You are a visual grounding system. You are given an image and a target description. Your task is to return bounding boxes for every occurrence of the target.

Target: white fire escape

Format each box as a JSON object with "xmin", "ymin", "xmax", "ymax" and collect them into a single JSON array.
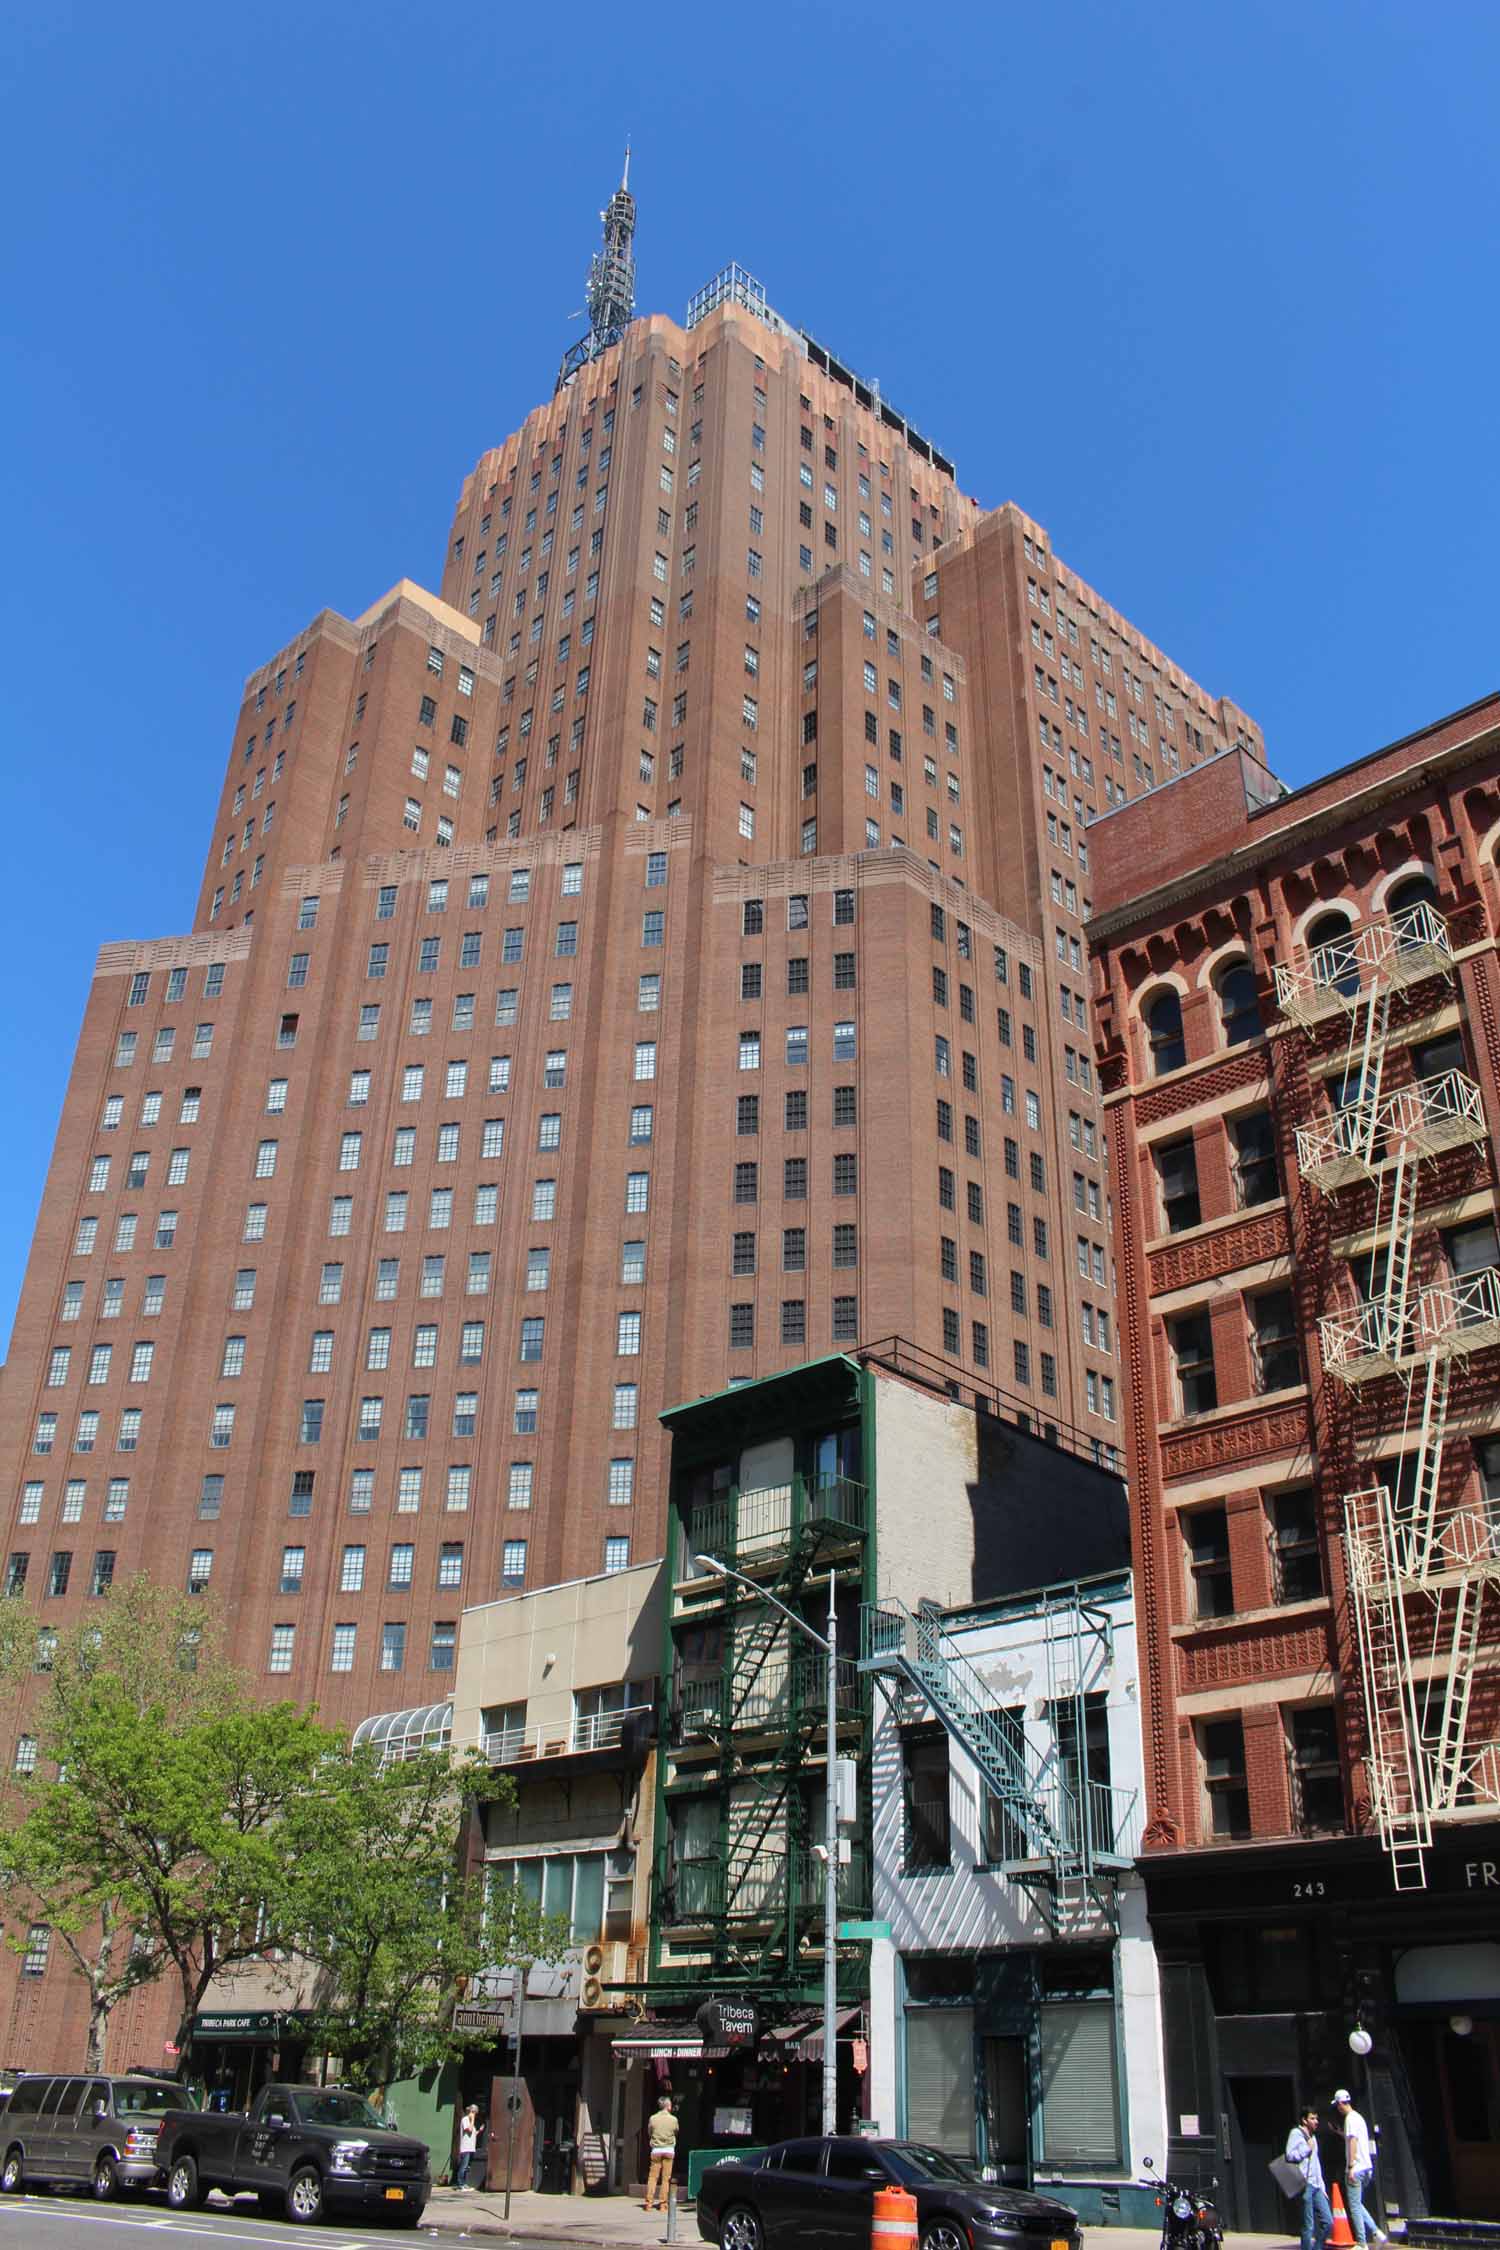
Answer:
[{"xmin": 1276, "ymin": 901, "xmax": 1500, "ymax": 1887}]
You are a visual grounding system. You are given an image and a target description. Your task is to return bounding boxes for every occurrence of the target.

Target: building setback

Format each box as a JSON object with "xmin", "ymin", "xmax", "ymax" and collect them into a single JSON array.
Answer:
[
  {"xmin": 1087, "ymin": 698, "xmax": 1500, "ymax": 2229},
  {"xmin": 0, "ymin": 206, "xmax": 1258, "ymax": 2073}
]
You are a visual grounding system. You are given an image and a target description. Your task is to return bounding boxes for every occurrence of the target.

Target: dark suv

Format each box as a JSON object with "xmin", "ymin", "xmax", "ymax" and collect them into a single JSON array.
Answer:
[{"xmin": 1, "ymin": 2073, "xmax": 199, "ymax": 2199}]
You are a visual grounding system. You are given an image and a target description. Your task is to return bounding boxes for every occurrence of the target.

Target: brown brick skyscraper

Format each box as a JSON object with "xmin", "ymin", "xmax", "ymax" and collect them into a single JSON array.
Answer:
[{"xmin": 0, "ymin": 234, "xmax": 1258, "ymax": 2065}]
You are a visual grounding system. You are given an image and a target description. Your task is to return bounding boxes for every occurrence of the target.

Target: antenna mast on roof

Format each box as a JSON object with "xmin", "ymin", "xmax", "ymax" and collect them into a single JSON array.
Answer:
[{"xmin": 558, "ymin": 147, "xmax": 637, "ymax": 390}]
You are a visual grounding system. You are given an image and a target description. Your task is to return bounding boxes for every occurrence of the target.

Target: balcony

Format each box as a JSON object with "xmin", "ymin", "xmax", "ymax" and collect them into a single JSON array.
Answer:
[
  {"xmin": 480, "ymin": 1705, "xmax": 654, "ymax": 1766},
  {"xmin": 1418, "ymin": 1266, "xmax": 1500, "ymax": 1358},
  {"xmin": 1296, "ymin": 1108, "xmax": 1378, "ymax": 1192},
  {"xmin": 1383, "ymin": 1069, "xmax": 1487, "ymax": 1158},
  {"xmin": 1320, "ymin": 1301, "xmax": 1408, "ymax": 1384},
  {"xmin": 688, "ymin": 1473, "xmax": 867, "ymax": 1575},
  {"xmin": 986, "ymin": 1780, "xmax": 1142, "ymax": 1869},
  {"xmin": 1274, "ymin": 904, "xmax": 1454, "ymax": 1027}
]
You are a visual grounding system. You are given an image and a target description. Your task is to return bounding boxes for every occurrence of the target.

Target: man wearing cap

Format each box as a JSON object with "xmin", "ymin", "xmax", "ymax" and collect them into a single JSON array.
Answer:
[
  {"xmin": 1286, "ymin": 2108, "xmax": 1332, "ymax": 2250},
  {"xmin": 1333, "ymin": 2090, "xmax": 1386, "ymax": 2245}
]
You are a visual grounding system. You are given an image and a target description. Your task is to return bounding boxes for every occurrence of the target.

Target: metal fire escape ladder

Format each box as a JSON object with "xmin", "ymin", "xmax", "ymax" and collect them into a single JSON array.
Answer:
[
  {"xmin": 1277, "ymin": 899, "xmax": 1500, "ymax": 1889},
  {"xmin": 861, "ymin": 1595, "xmax": 1126, "ymax": 1929}
]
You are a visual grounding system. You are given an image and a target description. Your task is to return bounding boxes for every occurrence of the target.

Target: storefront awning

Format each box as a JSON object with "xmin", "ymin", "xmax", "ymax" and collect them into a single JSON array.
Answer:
[
  {"xmin": 767, "ymin": 2006, "xmax": 862, "ymax": 2061},
  {"xmin": 612, "ymin": 2028, "xmax": 732, "ymax": 2060},
  {"xmin": 191, "ymin": 2010, "xmax": 314, "ymax": 2043}
]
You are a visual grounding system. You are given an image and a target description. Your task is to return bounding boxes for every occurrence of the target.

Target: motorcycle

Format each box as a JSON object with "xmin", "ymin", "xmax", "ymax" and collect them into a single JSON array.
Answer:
[{"xmin": 1140, "ymin": 2155, "xmax": 1224, "ymax": 2250}]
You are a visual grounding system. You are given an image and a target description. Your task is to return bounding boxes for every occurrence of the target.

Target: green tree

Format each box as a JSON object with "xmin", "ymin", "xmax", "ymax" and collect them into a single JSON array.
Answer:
[
  {"xmin": 0, "ymin": 1580, "xmax": 334, "ymax": 2067},
  {"xmin": 285, "ymin": 1742, "xmax": 566, "ymax": 2093}
]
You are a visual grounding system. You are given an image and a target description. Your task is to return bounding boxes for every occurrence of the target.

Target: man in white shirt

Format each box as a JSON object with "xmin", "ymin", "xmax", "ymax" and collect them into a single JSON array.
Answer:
[
  {"xmin": 1333, "ymin": 2090, "xmax": 1387, "ymax": 2245},
  {"xmin": 1286, "ymin": 2108, "xmax": 1332, "ymax": 2250}
]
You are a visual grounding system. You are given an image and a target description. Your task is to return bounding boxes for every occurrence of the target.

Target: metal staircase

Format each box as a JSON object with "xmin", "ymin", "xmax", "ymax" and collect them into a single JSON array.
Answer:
[
  {"xmin": 1276, "ymin": 898, "xmax": 1500, "ymax": 1886},
  {"xmin": 861, "ymin": 1593, "xmax": 1137, "ymax": 1924},
  {"xmin": 661, "ymin": 1474, "xmax": 869, "ymax": 1986}
]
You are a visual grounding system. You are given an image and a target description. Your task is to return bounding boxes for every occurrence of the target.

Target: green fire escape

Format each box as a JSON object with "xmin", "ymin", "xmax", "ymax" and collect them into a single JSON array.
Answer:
[{"xmin": 654, "ymin": 1466, "xmax": 871, "ymax": 2002}]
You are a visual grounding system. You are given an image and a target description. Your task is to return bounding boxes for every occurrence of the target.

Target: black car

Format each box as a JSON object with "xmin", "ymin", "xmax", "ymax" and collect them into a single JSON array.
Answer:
[
  {"xmin": 155, "ymin": 2083, "xmax": 430, "ymax": 2226},
  {"xmin": 697, "ymin": 2137, "xmax": 1082, "ymax": 2250}
]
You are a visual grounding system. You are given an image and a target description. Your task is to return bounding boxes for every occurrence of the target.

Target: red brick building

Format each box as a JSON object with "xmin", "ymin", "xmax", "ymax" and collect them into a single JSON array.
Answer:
[
  {"xmin": 0, "ymin": 236, "xmax": 1257, "ymax": 2072},
  {"xmin": 1089, "ymin": 698, "xmax": 1500, "ymax": 2226}
]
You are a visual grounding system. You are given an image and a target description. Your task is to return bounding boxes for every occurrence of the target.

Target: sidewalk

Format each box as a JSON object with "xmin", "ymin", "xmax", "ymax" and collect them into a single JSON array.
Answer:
[{"xmin": 418, "ymin": 2194, "xmax": 1301, "ymax": 2250}]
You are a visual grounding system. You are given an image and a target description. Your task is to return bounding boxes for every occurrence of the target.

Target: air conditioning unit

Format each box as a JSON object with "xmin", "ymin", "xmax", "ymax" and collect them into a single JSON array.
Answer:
[{"xmin": 579, "ymin": 1940, "xmax": 632, "ymax": 2011}]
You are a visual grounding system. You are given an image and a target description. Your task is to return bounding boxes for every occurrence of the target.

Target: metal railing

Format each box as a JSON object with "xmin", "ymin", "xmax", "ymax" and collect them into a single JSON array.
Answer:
[
  {"xmin": 1274, "ymin": 903, "xmax": 1454, "ymax": 1024},
  {"xmin": 480, "ymin": 1708, "xmax": 653, "ymax": 1764},
  {"xmin": 689, "ymin": 1474, "xmax": 867, "ymax": 1570}
]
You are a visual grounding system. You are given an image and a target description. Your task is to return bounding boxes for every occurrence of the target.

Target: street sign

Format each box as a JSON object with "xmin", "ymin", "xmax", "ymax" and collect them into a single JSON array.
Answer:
[{"xmin": 837, "ymin": 1919, "xmax": 892, "ymax": 1941}]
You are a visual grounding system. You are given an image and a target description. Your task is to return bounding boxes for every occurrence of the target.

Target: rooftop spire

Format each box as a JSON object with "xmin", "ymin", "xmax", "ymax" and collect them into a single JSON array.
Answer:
[{"xmin": 557, "ymin": 151, "xmax": 638, "ymax": 390}]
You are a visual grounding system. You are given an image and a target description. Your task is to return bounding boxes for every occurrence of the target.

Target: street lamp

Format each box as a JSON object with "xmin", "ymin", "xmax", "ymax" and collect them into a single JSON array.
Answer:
[{"xmin": 695, "ymin": 1552, "xmax": 840, "ymax": 2139}]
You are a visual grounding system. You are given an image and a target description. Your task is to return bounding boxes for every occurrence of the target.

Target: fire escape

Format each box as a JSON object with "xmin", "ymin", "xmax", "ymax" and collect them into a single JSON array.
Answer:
[
  {"xmin": 1275, "ymin": 900, "xmax": 1500, "ymax": 1887},
  {"xmin": 659, "ymin": 1472, "xmax": 870, "ymax": 1996},
  {"xmin": 860, "ymin": 1587, "xmax": 1139, "ymax": 1927}
]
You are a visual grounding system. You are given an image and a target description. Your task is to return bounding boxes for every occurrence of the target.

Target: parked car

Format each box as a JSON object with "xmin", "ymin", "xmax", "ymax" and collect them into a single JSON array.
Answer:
[
  {"xmin": 155, "ymin": 2081, "xmax": 430, "ymax": 2226},
  {"xmin": 697, "ymin": 2137, "xmax": 1083, "ymax": 2250},
  {"xmin": 0, "ymin": 2073, "xmax": 201, "ymax": 2200}
]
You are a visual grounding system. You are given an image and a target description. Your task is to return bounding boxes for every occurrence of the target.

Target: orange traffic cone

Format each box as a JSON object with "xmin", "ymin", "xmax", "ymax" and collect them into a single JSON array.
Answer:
[{"xmin": 1329, "ymin": 2184, "xmax": 1356, "ymax": 2248}]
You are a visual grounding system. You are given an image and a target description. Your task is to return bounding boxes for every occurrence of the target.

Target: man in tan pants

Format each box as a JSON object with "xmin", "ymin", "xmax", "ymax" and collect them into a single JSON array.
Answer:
[{"xmin": 644, "ymin": 2094, "xmax": 679, "ymax": 2211}]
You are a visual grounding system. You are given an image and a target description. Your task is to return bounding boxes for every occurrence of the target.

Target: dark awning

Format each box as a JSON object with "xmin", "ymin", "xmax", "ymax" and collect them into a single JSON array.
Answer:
[{"xmin": 767, "ymin": 2006, "xmax": 861, "ymax": 2060}]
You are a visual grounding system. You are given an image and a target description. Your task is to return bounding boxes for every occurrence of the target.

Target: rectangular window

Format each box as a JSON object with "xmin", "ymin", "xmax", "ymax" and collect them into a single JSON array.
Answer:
[
  {"xmin": 1270, "ymin": 1489, "xmax": 1324, "ymax": 1603},
  {"xmin": 1200, "ymin": 1715, "xmax": 1250, "ymax": 1838},
  {"xmin": 1157, "ymin": 1137, "xmax": 1201, "ymax": 1232},
  {"xmin": 1186, "ymin": 1505, "xmax": 1233, "ymax": 1618},
  {"xmin": 1171, "ymin": 1312, "xmax": 1217, "ymax": 1415}
]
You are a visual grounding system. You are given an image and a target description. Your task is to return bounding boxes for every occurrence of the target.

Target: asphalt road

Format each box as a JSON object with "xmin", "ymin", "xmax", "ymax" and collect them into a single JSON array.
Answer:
[{"xmin": 0, "ymin": 2191, "xmax": 451, "ymax": 2247}]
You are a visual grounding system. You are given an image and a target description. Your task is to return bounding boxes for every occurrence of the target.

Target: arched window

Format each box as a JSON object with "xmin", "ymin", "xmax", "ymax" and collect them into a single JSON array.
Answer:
[
  {"xmin": 1387, "ymin": 872, "xmax": 1439, "ymax": 952},
  {"xmin": 1306, "ymin": 909, "xmax": 1358, "ymax": 999},
  {"xmin": 1145, "ymin": 988, "xmax": 1186, "ymax": 1076},
  {"xmin": 1215, "ymin": 958, "xmax": 1262, "ymax": 1046}
]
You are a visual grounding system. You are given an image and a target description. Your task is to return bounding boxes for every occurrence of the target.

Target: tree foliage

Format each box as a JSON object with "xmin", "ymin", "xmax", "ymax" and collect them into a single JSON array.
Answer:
[
  {"xmin": 0, "ymin": 1578, "xmax": 567, "ymax": 2083},
  {"xmin": 0, "ymin": 1581, "xmax": 333, "ymax": 2062},
  {"xmin": 285, "ymin": 1746, "xmax": 567, "ymax": 2091}
]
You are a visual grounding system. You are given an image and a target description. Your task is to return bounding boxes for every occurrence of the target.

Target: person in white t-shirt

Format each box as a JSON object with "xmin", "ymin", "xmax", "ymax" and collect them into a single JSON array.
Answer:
[{"xmin": 1333, "ymin": 2090, "xmax": 1386, "ymax": 2245}]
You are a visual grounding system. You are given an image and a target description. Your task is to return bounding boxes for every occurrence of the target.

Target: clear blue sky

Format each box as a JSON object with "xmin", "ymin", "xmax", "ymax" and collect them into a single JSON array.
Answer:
[{"xmin": 2, "ymin": 0, "xmax": 1496, "ymax": 1352}]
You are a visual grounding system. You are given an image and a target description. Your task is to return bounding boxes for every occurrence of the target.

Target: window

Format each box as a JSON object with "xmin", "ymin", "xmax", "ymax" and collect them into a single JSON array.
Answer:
[
  {"xmin": 21, "ymin": 1926, "xmax": 51, "ymax": 1977},
  {"xmin": 1171, "ymin": 1312, "xmax": 1217, "ymax": 1415},
  {"xmin": 604, "ymin": 1536, "xmax": 630, "ymax": 1575},
  {"xmin": 833, "ymin": 1153, "xmax": 858, "ymax": 1196},
  {"xmin": 903, "ymin": 1728, "xmax": 951, "ymax": 1869},
  {"xmin": 1270, "ymin": 1489, "xmax": 1323, "ymax": 1603},
  {"xmin": 1145, "ymin": 989, "xmax": 1186, "ymax": 1075},
  {"xmin": 1157, "ymin": 1137, "xmax": 1201, "ymax": 1233},
  {"xmin": 1287, "ymin": 1705, "xmax": 1343, "ymax": 1832},
  {"xmin": 1231, "ymin": 1110, "xmax": 1280, "ymax": 1207},
  {"xmin": 1201, "ymin": 1716, "xmax": 1250, "ymax": 1838},
  {"xmin": 1251, "ymin": 1289, "xmax": 1301, "ymax": 1392},
  {"xmin": 1186, "ymin": 1505, "xmax": 1233, "ymax": 1618},
  {"xmin": 1216, "ymin": 958, "xmax": 1263, "ymax": 1045}
]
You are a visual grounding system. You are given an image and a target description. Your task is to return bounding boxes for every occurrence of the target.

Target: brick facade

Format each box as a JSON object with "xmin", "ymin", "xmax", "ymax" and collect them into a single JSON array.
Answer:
[{"xmin": 0, "ymin": 290, "xmax": 1256, "ymax": 2072}]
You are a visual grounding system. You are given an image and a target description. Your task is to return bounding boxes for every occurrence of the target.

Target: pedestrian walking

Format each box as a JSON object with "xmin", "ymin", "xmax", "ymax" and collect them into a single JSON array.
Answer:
[
  {"xmin": 455, "ymin": 2102, "xmax": 481, "ymax": 2191},
  {"xmin": 644, "ymin": 2092, "xmax": 679, "ymax": 2212},
  {"xmin": 1333, "ymin": 2090, "xmax": 1386, "ymax": 2245},
  {"xmin": 1284, "ymin": 2107, "xmax": 1333, "ymax": 2250}
]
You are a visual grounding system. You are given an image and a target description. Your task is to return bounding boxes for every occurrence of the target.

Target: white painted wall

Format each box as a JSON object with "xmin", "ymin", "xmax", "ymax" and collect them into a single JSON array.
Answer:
[
  {"xmin": 867, "ymin": 1576, "xmax": 1166, "ymax": 2177},
  {"xmin": 872, "ymin": 1377, "xmax": 978, "ymax": 1611}
]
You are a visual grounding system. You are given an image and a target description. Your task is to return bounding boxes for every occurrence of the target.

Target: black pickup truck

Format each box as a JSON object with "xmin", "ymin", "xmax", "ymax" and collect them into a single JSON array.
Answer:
[{"xmin": 155, "ymin": 2082, "xmax": 430, "ymax": 2226}]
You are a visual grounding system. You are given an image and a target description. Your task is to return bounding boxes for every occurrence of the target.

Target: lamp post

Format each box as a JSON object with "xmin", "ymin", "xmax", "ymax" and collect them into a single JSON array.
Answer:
[{"xmin": 696, "ymin": 1552, "xmax": 839, "ymax": 2138}]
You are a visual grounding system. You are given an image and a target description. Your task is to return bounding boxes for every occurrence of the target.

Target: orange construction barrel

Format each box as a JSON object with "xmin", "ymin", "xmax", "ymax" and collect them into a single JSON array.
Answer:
[{"xmin": 873, "ymin": 2184, "xmax": 919, "ymax": 2250}]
